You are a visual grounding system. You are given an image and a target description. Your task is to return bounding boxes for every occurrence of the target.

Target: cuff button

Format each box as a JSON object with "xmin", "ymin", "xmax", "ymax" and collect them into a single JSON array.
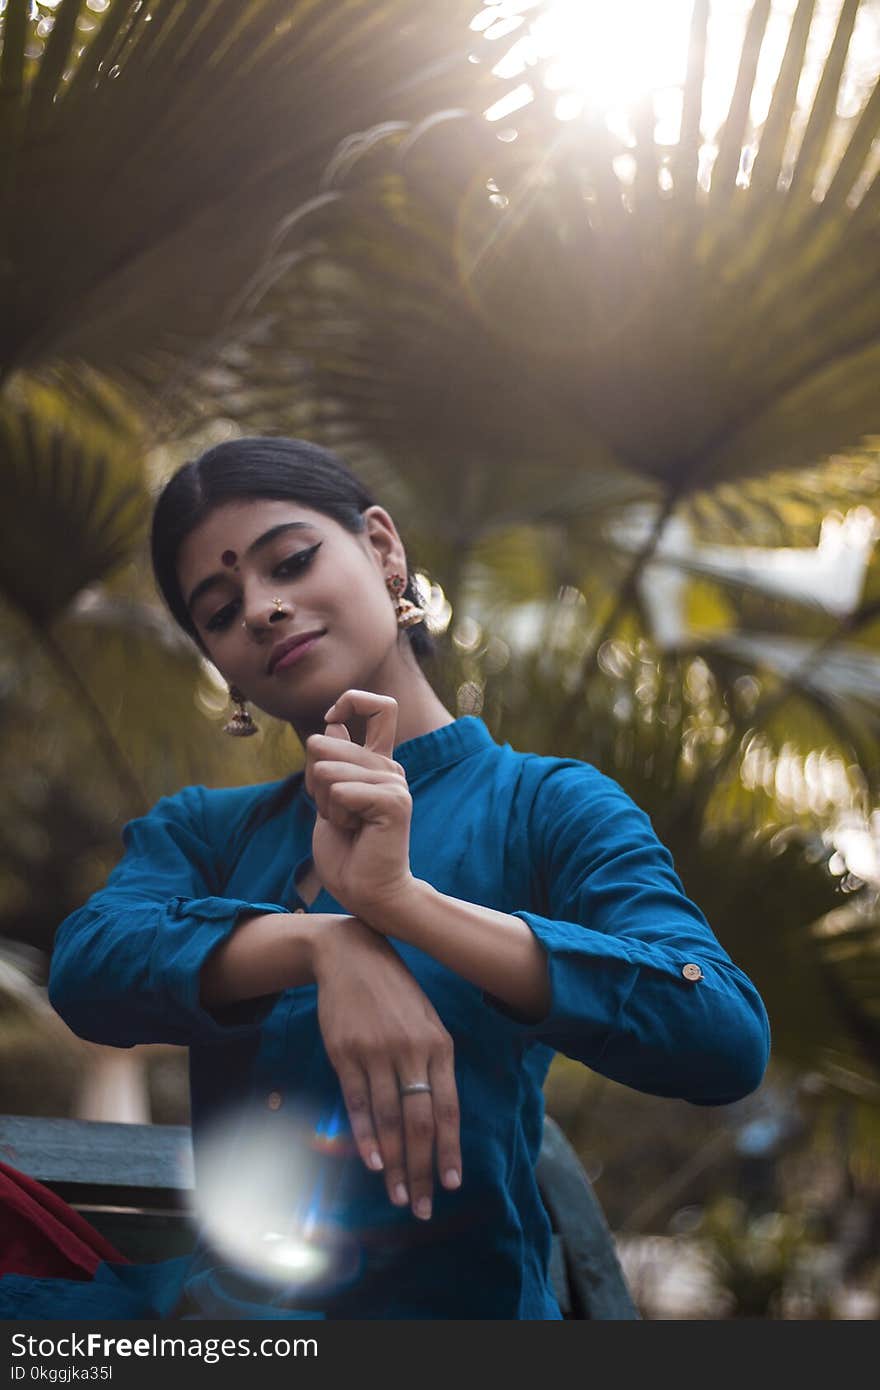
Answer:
[{"xmin": 682, "ymin": 963, "xmax": 703, "ymax": 982}]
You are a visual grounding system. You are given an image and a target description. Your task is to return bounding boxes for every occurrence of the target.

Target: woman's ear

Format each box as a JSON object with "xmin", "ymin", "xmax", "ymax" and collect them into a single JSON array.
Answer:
[{"xmin": 362, "ymin": 505, "xmax": 406, "ymax": 572}]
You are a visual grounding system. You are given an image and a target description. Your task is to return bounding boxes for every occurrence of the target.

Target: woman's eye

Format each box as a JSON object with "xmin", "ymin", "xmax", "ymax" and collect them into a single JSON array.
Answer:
[
  {"xmin": 275, "ymin": 542, "xmax": 322, "ymax": 578},
  {"xmin": 206, "ymin": 602, "xmax": 238, "ymax": 632}
]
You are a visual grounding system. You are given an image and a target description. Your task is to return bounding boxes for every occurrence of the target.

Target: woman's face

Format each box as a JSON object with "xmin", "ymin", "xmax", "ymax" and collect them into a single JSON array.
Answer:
[{"xmin": 176, "ymin": 497, "xmax": 407, "ymax": 726}]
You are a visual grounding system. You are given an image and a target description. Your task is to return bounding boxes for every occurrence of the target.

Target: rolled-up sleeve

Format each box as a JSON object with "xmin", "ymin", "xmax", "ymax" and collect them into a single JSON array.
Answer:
[
  {"xmin": 49, "ymin": 785, "xmax": 288, "ymax": 1047},
  {"xmin": 488, "ymin": 763, "xmax": 770, "ymax": 1105}
]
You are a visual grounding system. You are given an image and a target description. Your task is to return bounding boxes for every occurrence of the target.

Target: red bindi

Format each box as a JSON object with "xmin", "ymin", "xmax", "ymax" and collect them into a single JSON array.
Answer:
[{"xmin": 221, "ymin": 550, "xmax": 237, "ymax": 567}]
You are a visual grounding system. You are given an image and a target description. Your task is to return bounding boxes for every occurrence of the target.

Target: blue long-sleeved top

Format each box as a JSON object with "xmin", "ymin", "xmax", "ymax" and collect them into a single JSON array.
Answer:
[{"xmin": 45, "ymin": 715, "xmax": 769, "ymax": 1319}]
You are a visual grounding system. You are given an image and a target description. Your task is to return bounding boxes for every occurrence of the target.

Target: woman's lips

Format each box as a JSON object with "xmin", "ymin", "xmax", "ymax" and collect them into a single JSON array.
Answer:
[{"xmin": 273, "ymin": 633, "xmax": 324, "ymax": 672}]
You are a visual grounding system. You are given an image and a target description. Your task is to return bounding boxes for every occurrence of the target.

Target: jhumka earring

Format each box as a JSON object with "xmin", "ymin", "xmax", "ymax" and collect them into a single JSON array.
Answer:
[
  {"xmin": 223, "ymin": 685, "xmax": 259, "ymax": 737},
  {"xmin": 386, "ymin": 572, "xmax": 427, "ymax": 629}
]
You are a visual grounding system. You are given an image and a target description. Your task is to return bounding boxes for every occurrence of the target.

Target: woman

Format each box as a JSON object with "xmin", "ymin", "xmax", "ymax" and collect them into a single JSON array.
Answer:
[{"xmin": 33, "ymin": 437, "xmax": 768, "ymax": 1319}]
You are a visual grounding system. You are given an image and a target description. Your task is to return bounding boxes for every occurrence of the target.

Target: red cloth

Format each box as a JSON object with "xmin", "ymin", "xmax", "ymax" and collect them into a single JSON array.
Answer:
[{"xmin": 0, "ymin": 1160, "xmax": 129, "ymax": 1280}]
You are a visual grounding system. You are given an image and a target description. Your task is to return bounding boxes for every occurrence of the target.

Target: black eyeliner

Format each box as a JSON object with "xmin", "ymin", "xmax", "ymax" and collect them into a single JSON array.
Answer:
[{"xmin": 276, "ymin": 541, "xmax": 322, "ymax": 574}]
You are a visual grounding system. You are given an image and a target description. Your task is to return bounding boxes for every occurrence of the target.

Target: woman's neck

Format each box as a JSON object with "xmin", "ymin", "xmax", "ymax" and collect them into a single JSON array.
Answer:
[{"xmin": 291, "ymin": 664, "xmax": 455, "ymax": 750}]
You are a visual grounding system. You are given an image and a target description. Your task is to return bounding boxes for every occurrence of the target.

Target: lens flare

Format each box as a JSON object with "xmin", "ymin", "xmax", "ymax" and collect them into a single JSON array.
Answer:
[
  {"xmin": 309, "ymin": 1098, "xmax": 357, "ymax": 1158},
  {"xmin": 190, "ymin": 1103, "xmax": 361, "ymax": 1291}
]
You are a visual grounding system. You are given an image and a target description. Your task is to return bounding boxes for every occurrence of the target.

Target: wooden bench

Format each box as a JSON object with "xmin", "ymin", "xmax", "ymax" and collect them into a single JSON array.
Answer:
[{"xmin": 0, "ymin": 1112, "xmax": 640, "ymax": 1319}]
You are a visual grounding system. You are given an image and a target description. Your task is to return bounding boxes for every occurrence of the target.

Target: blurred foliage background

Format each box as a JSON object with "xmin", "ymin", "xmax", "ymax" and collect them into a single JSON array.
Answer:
[{"xmin": 2, "ymin": 0, "xmax": 880, "ymax": 1317}]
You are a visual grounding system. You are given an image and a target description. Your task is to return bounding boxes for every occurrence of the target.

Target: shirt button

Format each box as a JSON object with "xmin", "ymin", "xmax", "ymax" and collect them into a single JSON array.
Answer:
[
  {"xmin": 293, "ymin": 907, "xmax": 306, "ymax": 914},
  {"xmin": 267, "ymin": 1091, "xmax": 283, "ymax": 1111},
  {"xmin": 682, "ymin": 963, "xmax": 703, "ymax": 982}
]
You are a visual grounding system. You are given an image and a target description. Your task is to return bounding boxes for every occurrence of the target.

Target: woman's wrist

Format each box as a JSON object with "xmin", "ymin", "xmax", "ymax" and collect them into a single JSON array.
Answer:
[
  {"xmin": 357, "ymin": 882, "xmax": 551, "ymax": 1021},
  {"xmin": 355, "ymin": 877, "xmax": 431, "ymax": 939},
  {"xmin": 310, "ymin": 913, "xmax": 386, "ymax": 985},
  {"xmin": 200, "ymin": 910, "xmax": 343, "ymax": 1009}
]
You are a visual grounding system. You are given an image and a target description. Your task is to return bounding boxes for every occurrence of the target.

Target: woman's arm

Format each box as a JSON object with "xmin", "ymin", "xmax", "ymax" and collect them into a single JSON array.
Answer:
[
  {"xmin": 357, "ymin": 768, "xmax": 770, "ymax": 1109},
  {"xmin": 306, "ymin": 690, "xmax": 769, "ymax": 1108},
  {"xmin": 198, "ymin": 909, "xmax": 322, "ymax": 1008},
  {"xmin": 368, "ymin": 882, "xmax": 552, "ymax": 1021},
  {"xmin": 50, "ymin": 785, "xmax": 308, "ymax": 1047},
  {"xmin": 49, "ymin": 769, "xmax": 459, "ymax": 1217}
]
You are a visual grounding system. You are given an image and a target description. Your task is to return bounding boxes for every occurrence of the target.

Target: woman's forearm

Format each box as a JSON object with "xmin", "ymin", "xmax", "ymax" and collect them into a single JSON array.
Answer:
[
  {"xmin": 368, "ymin": 881, "xmax": 552, "ymax": 1021},
  {"xmin": 199, "ymin": 910, "xmax": 335, "ymax": 1008}
]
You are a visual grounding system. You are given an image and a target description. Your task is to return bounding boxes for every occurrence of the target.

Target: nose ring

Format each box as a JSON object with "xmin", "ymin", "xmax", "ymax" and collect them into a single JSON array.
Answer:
[{"xmin": 241, "ymin": 597, "xmax": 287, "ymax": 631}]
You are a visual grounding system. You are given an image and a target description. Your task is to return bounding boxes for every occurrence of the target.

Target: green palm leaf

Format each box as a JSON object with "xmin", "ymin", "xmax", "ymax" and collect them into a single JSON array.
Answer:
[
  {"xmin": 0, "ymin": 381, "xmax": 147, "ymax": 624},
  {"xmin": 812, "ymin": 899, "xmax": 880, "ymax": 1056},
  {"xmin": 683, "ymin": 444, "xmax": 880, "ymax": 547},
  {"xmin": 0, "ymin": 0, "xmax": 504, "ymax": 397}
]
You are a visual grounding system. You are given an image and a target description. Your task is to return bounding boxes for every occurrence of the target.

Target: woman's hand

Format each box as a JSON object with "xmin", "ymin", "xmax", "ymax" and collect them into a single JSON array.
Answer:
[
  {"xmin": 306, "ymin": 689, "xmax": 416, "ymax": 923},
  {"xmin": 312, "ymin": 916, "xmax": 461, "ymax": 1221}
]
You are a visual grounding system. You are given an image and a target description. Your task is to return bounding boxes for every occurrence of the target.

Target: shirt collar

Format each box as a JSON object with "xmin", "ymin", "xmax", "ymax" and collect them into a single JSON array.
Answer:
[{"xmin": 393, "ymin": 715, "xmax": 496, "ymax": 780}]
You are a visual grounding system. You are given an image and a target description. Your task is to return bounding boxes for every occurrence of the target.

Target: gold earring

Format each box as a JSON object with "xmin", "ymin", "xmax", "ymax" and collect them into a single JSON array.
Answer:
[
  {"xmin": 223, "ymin": 685, "xmax": 259, "ymax": 737},
  {"xmin": 386, "ymin": 572, "xmax": 426, "ymax": 629}
]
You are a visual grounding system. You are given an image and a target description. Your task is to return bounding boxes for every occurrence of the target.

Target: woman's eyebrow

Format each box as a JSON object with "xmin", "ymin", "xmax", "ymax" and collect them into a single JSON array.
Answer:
[{"xmin": 186, "ymin": 521, "xmax": 318, "ymax": 612}]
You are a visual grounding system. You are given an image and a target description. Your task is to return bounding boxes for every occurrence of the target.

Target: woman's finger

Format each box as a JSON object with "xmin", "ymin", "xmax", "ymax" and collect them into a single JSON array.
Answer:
[
  {"xmin": 324, "ymin": 718, "xmax": 352, "ymax": 743},
  {"xmin": 322, "ymin": 690, "xmax": 399, "ymax": 758},
  {"xmin": 307, "ymin": 733, "xmax": 404, "ymax": 776},
  {"xmin": 366, "ymin": 1062, "xmax": 409, "ymax": 1210},
  {"xmin": 428, "ymin": 1050, "xmax": 462, "ymax": 1195},
  {"xmin": 399, "ymin": 1085, "xmax": 435, "ymax": 1222},
  {"xmin": 311, "ymin": 760, "xmax": 384, "ymax": 825},
  {"xmin": 325, "ymin": 779, "xmax": 410, "ymax": 826},
  {"xmin": 312, "ymin": 760, "xmax": 398, "ymax": 789},
  {"xmin": 334, "ymin": 1059, "xmax": 384, "ymax": 1177},
  {"xmin": 313, "ymin": 762, "xmax": 401, "ymax": 832},
  {"xmin": 304, "ymin": 733, "xmax": 404, "ymax": 818}
]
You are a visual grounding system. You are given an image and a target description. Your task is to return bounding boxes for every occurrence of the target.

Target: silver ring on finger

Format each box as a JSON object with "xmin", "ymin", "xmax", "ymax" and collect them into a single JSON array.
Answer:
[{"xmin": 399, "ymin": 1082, "xmax": 432, "ymax": 1097}]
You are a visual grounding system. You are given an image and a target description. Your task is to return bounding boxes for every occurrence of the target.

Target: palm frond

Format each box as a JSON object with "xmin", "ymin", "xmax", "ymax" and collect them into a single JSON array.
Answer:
[
  {"xmin": 0, "ymin": 380, "xmax": 148, "ymax": 624},
  {"xmin": 683, "ymin": 443, "xmax": 880, "ymax": 547},
  {"xmin": 810, "ymin": 897, "xmax": 880, "ymax": 1073},
  {"xmin": 0, "ymin": 0, "xmax": 504, "ymax": 400},
  {"xmin": 51, "ymin": 588, "xmax": 306, "ymax": 802},
  {"xmin": 687, "ymin": 630, "xmax": 880, "ymax": 794},
  {"xmin": 213, "ymin": 2, "xmax": 880, "ymax": 531}
]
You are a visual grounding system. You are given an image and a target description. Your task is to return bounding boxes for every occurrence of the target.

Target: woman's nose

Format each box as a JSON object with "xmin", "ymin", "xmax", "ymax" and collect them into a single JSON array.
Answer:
[{"xmin": 241, "ymin": 587, "xmax": 292, "ymax": 636}]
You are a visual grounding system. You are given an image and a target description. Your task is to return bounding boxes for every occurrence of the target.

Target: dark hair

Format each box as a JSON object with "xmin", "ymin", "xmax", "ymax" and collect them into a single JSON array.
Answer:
[{"xmin": 150, "ymin": 436, "xmax": 435, "ymax": 661}]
